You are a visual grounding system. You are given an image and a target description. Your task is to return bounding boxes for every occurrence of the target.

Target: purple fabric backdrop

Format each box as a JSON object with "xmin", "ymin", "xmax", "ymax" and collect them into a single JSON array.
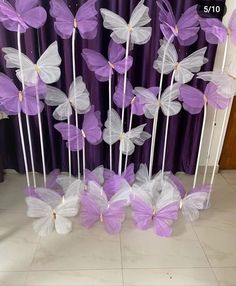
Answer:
[{"xmin": 0, "ymin": 0, "xmax": 218, "ymax": 176}]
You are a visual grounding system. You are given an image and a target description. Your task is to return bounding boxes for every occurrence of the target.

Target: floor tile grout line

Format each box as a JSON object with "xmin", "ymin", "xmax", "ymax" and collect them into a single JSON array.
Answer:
[{"xmin": 191, "ymin": 222, "xmax": 221, "ymax": 286}]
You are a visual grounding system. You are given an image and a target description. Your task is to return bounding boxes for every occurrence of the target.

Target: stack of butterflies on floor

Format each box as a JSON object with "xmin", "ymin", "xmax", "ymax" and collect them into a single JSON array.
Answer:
[{"xmin": 25, "ymin": 165, "xmax": 210, "ymax": 237}]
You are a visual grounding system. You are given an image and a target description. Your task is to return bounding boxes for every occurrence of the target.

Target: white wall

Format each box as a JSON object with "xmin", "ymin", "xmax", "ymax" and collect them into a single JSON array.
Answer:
[{"xmin": 199, "ymin": 0, "xmax": 236, "ymax": 168}]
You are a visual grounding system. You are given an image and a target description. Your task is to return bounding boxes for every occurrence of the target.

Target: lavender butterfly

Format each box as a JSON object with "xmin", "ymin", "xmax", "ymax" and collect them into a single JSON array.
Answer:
[
  {"xmin": 80, "ymin": 180, "xmax": 131, "ymax": 234},
  {"xmin": 54, "ymin": 106, "xmax": 102, "ymax": 151},
  {"xmin": 0, "ymin": 0, "xmax": 47, "ymax": 33},
  {"xmin": 157, "ymin": 0, "xmax": 199, "ymax": 45},
  {"xmin": 200, "ymin": 10, "xmax": 236, "ymax": 44},
  {"xmin": 2, "ymin": 41, "xmax": 61, "ymax": 85},
  {"xmin": 82, "ymin": 40, "xmax": 133, "ymax": 82},
  {"xmin": 100, "ymin": 0, "xmax": 152, "ymax": 45},
  {"xmin": 179, "ymin": 83, "xmax": 230, "ymax": 114},
  {"xmin": 153, "ymin": 40, "xmax": 208, "ymax": 84},
  {"xmin": 50, "ymin": 0, "xmax": 98, "ymax": 39},
  {"xmin": 103, "ymin": 108, "xmax": 151, "ymax": 155},
  {"xmin": 0, "ymin": 73, "xmax": 46, "ymax": 115},
  {"xmin": 45, "ymin": 76, "xmax": 90, "ymax": 121},
  {"xmin": 131, "ymin": 178, "xmax": 180, "ymax": 237}
]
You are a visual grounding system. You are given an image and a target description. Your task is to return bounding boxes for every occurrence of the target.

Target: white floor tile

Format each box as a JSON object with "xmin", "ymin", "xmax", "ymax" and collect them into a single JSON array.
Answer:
[
  {"xmin": 0, "ymin": 271, "xmax": 27, "ymax": 286},
  {"xmin": 123, "ymin": 268, "xmax": 218, "ymax": 286},
  {"xmin": 213, "ymin": 267, "xmax": 236, "ymax": 286}
]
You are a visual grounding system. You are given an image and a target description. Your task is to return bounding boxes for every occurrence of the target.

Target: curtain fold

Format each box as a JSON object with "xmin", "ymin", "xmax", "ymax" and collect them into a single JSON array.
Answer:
[{"xmin": 0, "ymin": 0, "xmax": 218, "ymax": 175}]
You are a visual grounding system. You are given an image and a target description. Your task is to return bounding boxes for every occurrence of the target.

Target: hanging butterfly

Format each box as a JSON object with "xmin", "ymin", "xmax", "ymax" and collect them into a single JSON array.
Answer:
[
  {"xmin": 0, "ymin": 73, "xmax": 46, "ymax": 115},
  {"xmin": 45, "ymin": 76, "xmax": 90, "ymax": 121},
  {"xmin": 100, "ymin": 0, "xmax": 152, "ymax": 45},
  {"xmin": 50, "ymin": 0, "xmax": 98, "ymax": 39},
  {"xmin": 199, "ymin": 10, "xmax": 236, "ymax": 44},
  {"xmin": 80, "ymin": 180, "xmax": 131, "ymax": 234},
  {"xmin": 104, "ymin": 163, "xmax": 135, "ymax": 186},
  {"xmin": 179, "ymin": 186, "xmax": 211, "ymax": 222},
  {"xmin": 26, "ymin": 190, "xmax": 79, "ymax": 236},
  {"xmin": 179, "ymin": 82, "xmax": 231, "ymax": 114},
  {"xmin": 103, "ymin": 108, "xmax": 151, "ymax": 155},
  {"xmin": 54, "ymin": 106, "xmax": 102, "ymax": 151},
  {"xmin": 82, "ymin": 39, "xmax": 133, "ymax": 82},
  {"xmin": 2, "ymin": 41, "xmax": 61, "ymax": 85},
  {"xmin": 197, "ymin": 61, "xmax": 236, "ymax": 98},
  {"xmin": 133, "ymin": 84, "xmax": 181, "ymax": 118},
  {"xmin": 156, "ymin": 0, "xmax": 199, "ymax": 46},
  {"xmin": 0, "ymin": 0, "xmax": 47, "ymax": 33},
  {"xmin": 131, "ymin": 179, "xmax": 180, "ymax": 236},
  {"xmin": 153, "ymin": 40, "xmax": 208, "ymax": 84}
]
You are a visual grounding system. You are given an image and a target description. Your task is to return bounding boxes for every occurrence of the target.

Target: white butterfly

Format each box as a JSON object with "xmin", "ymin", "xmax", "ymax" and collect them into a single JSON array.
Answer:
[
  {"xmin": 55, "ymin": 177, "xmax": 85, "ymax": 198},
  {"xmin": 26, "ymin": 193, "xmax": 79, "ymax": 236},
  {"xmin": 100, "ymin": 0, "xmax": 152, "ymax": 45},
  {"xmin": 180, "ymin": 191, "xmax": 209, "ymax": 222},
  {"xmin": 2, "ymin": 41, "xmax": 61, "ymax": 85},
  {"xmin": 45, "ymin": 76, "xmax": 90, "ymax": 121},
  {"xmin": 133, "ymin": 84, "xmax": 181, "ymax": 118},
  {"xmin": 153, "ymin": 40, "xmax": 208, "ymax": 84},
  {"xmin": 197, "ymin": 63, "xmax": 236, "ymax": 98},
  {"xmin": 103, "ymin": 108, "xmax": 151, "ymax": 155}
]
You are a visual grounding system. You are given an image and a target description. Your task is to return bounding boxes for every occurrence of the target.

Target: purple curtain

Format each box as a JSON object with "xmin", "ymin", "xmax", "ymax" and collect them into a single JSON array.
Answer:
[{"xmin": 0, "ymin": 0, "xmax": 218, "ymax": 176}]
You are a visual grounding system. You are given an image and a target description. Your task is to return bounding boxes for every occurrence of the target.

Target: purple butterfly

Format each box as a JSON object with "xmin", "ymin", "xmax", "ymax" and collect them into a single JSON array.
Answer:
[
  {"xmin": 80, "ymin": 181, "xmax": 131, "ymax": 234},
  {"xmin": 0, "ymin": 73, "xmax": 46, "ymax": 115},
  {"xmin": 82, "ymin": 39, "xmax": 133, "ymax": 82},
  {"xmin": 131, "ymin": 188, "xmax": 179, "ymax": 237},
  {"xmin": 113, "ymin": 76, "xmax": 133, "ymax": 108},
  {"xmin": 156, "ymin": 0, "xmax": 199, "ymax": 46},
  {"xmin": 50, "ymin": 0, "xmax": 98, "ymax": 39},
  {"xmin": 0, "ymin": 0, "xmax": 47, "ymax": 33},
  {"xmin": 104, "ymin": 163, "xmax": 135, "ymax": 185},
  {"xmin": 179, "ymin": 82, "xmax": 230, "ymax": 114},
  {"xmin": 54, "ymin": 106, "xmax": 102, "ymax": 151},
  {"xmin": 84, "ymin": 165, "xmax": 104, "ymax": 186},
  {"xmin": 200, "ymin": 10, "xmax": 236, "ymax": 44}
]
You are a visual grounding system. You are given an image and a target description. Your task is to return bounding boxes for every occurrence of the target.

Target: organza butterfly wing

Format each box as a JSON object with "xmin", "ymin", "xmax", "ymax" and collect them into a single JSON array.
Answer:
[
  {"xmin": 179, "ymin": 84, "xmax": 204, "ymax": 114},
  {"xmin": 82, "ymin": 49, "xmax": 111, "ymax": 82},
  {"xmin": 205, "ymin": 82, "xmax": 230, "ymax": 110},
  {"xmin": 80, "ymin": 193, "xmax": 101, "ymax": 228},
  {"xmin": 82, "ymin": 108, "xmax": 102, "ymax": 145},
  {"xmin": 54, "ymin": 123, "xmax": 84, "ymax": 151},
  {"xmin": 160, "ymin": 83, "xmax": 181, "ymax": 116},
  {"xmin": 103, "ymin": 108, "xmax": 122, "ymax": 145},
  {"xmin": 75, "ymin": 0, "xmax": 98, "ymax": 39},
  {"xmin": 49, "ymin": 0, "xmax": 75, "ymax": 39},
  {"xmin": 228, "ymin": 10, "xmax": 236, "ymax": 45}
]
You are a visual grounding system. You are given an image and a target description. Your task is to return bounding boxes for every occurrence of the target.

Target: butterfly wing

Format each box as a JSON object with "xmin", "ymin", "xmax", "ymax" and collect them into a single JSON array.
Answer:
[
  {"xmin": 113, "ymin": 76, "xmax": 133, "ymax": 108},
  {"xmin": 34, "ymin": 187, "xmax": 62, "ymax": 208},
  {"xmin": 102, "ymin": 205, "xmax": 125, "ymax": 234},
  {"xmin": 205, "ymin": 82, "xmax": 230, "ymax": 110},
  {"xmin": 68, "ymin": 76, "xmax": 90, "ymax": 114},
  {"xmin": 108, "ymin": 39, "xmax": 125, "ymax": 63},
  {"xmin": 182, "ymin": 191, "xmax": 208, "ymax": 222},
  {"xmin": 153, "ymin": 39, "xmax": 177, "ymax": 75},
  {"xmin": 82, "ymin": 106, "xmax": 102, "ymax": 145},
  {"xmin": 100, "ymin": 8, "xmax": 128, "ymax": 44},
  {"xmin": 177, "ymin": 47, "xmax": 208, "ymax": 84},
  {"xmin": 161, "ymin": 83, "xmax": 181, "ymax": 116},
  {"xmin": 54, "ymin": 122, "xmax": 84, "ymax": 151},
  {"xmin": 200, "ymin": 18, "xmax": 227, "ymax": 44},
  {"xmin": 103, "ymin": 108, "xmax": 121, "ymax": 145},
  {"xmin": 37, "ymin": 41, "xmax": 61, "ymax": 84},
  {"xmin": 82, "ymin": 48, "xmax": 110, "ymax": 82},
  {"xmin": 179, "ymin": 84, "xmax": 204, "ymax": 114},
  {"xmin": 176, "ymin": 5, "xmax": 199, "ymax": 46},
  {"xmin": 122, "ymin": 163, "xmax": 135, "ymax": 185},
  {"xmin": 49, "ymin": 0, "xmax": 74, "ymax": 39},
  {"xmin": 80, "ymin": 193, "xmax": 100, "ymax": 228},
  {"xmin": 75, "ymin": 0, "xmax": 98, "ymax": 39},
  {"xmin": 128, "ymin": 124, "xmax": 151, "ymax": 146}
]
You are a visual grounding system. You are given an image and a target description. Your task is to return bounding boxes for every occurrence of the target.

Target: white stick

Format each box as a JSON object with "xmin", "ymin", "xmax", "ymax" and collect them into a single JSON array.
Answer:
[
  {"xmin": 118, "ymin": 33, "xmax": 130, "ymax": 175},
  {"xmin": 161, "ymin": 70, "xmax": 176, "ymax": 185},
  {"xmin": 17, "ymin": 112, "xmax": 30, "ymax": 187},
  {"xmin": 82, "ymin": 139, "xmax": 86, "ymax": 181},
  {"xmin": 35, "ymin": 81, "xmax": 47, "ymax": 186},
  {"xmin": 148, "ymin": 35, "xmax": 174, "ymax": 179},
  {"xmin": 124, "ymin": 110, "xmax": 133, "ymax": 171},
  {"xmin": 17, "ymin": 26, "xmax": 36, "ymax": 187},
  {"xmin": 193, "ymin": 103, "xmax": 207, "ymax": 189},
  {"xmin": 72, "ymin": 27, "xmax": 80, "ymax": 179},
  {"xmin": 67, "ymin": 114, "xmax": 71, "ymax": 178},
  {"xmin": 202, "ymin": 36, "xmax": 229, "ymax": 185},
  {"xmin": 108, "ymin": 72, "xmax": 112, "ymax": 171}
]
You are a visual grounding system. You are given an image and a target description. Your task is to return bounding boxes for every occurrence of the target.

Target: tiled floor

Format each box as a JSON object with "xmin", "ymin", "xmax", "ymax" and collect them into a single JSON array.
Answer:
[{"xmin": 0, "ymin": 171, "xmax": 236, "ymax": 286}]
